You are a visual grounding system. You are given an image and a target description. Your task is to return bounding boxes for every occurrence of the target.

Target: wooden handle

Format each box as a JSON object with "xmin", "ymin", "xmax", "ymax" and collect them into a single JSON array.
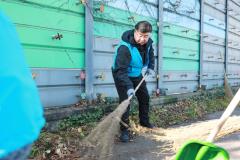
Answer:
[{"xmin": 207, "ymin": 88, "xmax": 240, "ymax": 142}]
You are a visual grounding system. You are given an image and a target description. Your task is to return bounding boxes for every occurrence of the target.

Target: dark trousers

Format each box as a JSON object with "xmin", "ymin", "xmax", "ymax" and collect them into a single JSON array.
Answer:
[{"xmin": 113, "ymin": 75, "xmax": 150, "ymax": 131}]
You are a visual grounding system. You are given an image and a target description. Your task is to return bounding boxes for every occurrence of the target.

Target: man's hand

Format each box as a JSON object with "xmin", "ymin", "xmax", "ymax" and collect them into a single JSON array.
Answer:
[
  {"xmin": 127, "ymin": 88, "xmax": 135, "ymax": 97},
  {"xmin": 146, "ymin": 68, "xmax": 155, "ymax": 76}
]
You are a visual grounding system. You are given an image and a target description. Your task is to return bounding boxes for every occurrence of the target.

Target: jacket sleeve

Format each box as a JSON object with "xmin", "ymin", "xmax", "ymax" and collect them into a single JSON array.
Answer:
[
  {"xmin": 112, "ymin": 45, "xmax": 134, "ymax": 90},
  {"xmin": 148, "ymin": 45, "xmax": 155, "ymax": 70}
]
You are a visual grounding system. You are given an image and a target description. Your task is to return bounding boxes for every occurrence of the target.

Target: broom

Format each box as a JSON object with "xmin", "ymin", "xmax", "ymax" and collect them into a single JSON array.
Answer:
[
  {"xmin": 224, "ymin": 72, "xmax": 233, "ymax": 99},
  {"xmin": 81, "ymin": 74, "xmax": 148, "ymax": 160},
  {"xmin": 219, "ymin": 51, "xmax": 234, "ymax": 99}
]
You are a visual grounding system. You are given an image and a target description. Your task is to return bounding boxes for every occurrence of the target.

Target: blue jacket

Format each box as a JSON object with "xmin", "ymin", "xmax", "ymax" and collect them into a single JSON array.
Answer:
[
  {"xmin": 113, "ymin": 41, "xmax": 150, "ymax": 77},
  {"xmin": 0, "ymin": 11, "xmax": 45, "ymax": 158},
  {"xmin": 112, "ymin": 30, "xmax": 155, "ymax": 90}
]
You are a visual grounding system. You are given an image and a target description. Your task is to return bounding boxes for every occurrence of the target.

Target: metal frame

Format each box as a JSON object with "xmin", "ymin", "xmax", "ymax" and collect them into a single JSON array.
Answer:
[
  {"xmin": 199, "ymin": 0, "xmax": 204, "ymax": 88},
  {"xmin": 157, "ymin": 0, "xmax": 163, "ymax": 90},
  {"xmin": 225, "ymin": 0, "xmax": 229, "ymax": 73},
  {"xmin": 85, "ymin": 0, "xmax": 94, "ymax": 100}
]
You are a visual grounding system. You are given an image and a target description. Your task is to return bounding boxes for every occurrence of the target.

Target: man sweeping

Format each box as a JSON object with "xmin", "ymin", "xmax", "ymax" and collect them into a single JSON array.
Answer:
[{"xmin": 112, "ymin": 21, "xmax": 155, "ymax": 142}]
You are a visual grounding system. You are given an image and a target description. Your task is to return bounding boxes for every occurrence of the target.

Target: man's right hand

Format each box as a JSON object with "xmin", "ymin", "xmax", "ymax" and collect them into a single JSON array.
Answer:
[{"xmin": 127, "ymin": 88, "xmax": 135, "ymax": 97}]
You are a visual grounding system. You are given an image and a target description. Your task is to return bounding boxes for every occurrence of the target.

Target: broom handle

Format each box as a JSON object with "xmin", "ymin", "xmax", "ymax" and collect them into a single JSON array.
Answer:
[
  {"xmin": 127, "ymin": 74, "xmax": 148, "ymax": 101},
  {"xmin": 207, "ymin": 88, "xmax": 240, "ymax": 142}
]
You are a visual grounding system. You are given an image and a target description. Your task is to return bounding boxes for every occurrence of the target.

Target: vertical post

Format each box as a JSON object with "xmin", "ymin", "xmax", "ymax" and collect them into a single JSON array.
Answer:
[
  {"xmin": 225, "ymin": 0, "xmax": 229, "ymax": 74},
  {"xmin": 157, "ymin": 0, "xmax": 163, "ymax": 91},
  {"xmin": 85, "ymin": 0, "xmax": 94, "ymax": 100},
  {"xmin": 199, "ymin": 0, "xmax": 204, "ymax": 88}
]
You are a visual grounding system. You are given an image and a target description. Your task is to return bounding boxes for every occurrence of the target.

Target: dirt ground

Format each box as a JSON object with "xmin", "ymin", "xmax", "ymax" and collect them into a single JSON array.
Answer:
[
  {"xmin": 112, "ymin": 134, "xmax": 174, "ymax": 160},
  {"xmin": 216, "ymin": 131, "xmax": 240, "ymax": 160},
  {"xmin": 112, "ymin": 108, "xmax": 240, "ymax": 160}
]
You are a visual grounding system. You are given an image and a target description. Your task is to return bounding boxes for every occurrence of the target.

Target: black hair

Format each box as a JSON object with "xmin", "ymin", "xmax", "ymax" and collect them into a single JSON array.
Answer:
[{"xmin": 135, "ymin": 21, "xmax": 152, "ymax": 33}]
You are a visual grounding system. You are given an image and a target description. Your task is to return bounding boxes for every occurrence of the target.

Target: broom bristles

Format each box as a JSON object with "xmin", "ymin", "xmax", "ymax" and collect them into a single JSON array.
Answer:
[
  {"xmin": 224, "ymin": 73, "xmax": 234, "ymax": 99},
  {"xmin": 81, "ymin": 99, "xmax": 130, "ymax": 160}
]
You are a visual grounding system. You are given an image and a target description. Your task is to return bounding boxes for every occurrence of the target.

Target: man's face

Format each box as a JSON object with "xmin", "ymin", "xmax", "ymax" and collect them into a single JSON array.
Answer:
[{"xmin": 134, "ymin": 30, "xmax": 151, "ymax": 46}]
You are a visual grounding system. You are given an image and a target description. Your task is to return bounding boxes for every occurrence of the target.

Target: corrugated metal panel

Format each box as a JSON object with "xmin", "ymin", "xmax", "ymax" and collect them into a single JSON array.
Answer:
[
  {"xmin": 31, "ymin": 69, "xmax": 84, "ymax": 86},
  {"xmin": 31, "ymin": 69, "xmax": 84, "ymax": 107},
  {"xmin": 228, "ymin": 79, "xmax": 240, "ymax": 86},
  {"xmin": 39, "ymin": 86, "xmax": 84, "ymax": 107},
  {"xmin": 202, "ymin": 62, "xmax": 224, "ymax": 76},
  {"xmin": 202, "ymin": 79, "xmax": 224, "ymax": 89},
  {"xmin": 162, "ymin": 71, "xmax": 198, "ymax": 81},
  {"xmin": 204, "ymin": 4, "xmax": 225, "ymax": 22},
  {"xmin": 229, "ymin": 17, "xmax": 240, "ymax": 36},
  {"xmin": 16, "ymin": 0, "xmax": 85, "ymax": 13},
  {"xmin": 227, "ymin": 0, "xmax": 240, "ymax": 87},
  {"xmin": 203, "ymin": 43, "xmax": 225, "ymax": 62},
  {"xmin": 229, "ymin": 0, "xmax": 240, "ymax": 22},
  {"xmin": 204, "ymin": 0, "xmax": 226, "ymax": 12},
  {"xmin": 0, "ymin": 0, "xmax": 85, "ymax": 107},
  {"xmin": 202, "ymin": 1, "xmax": 226, "ymax": 89},
  {"xmin": 164, "ymin": 0, "xmax": 200, "ymax": 20},
  {"xmin": 228, "ymin": 48, "xmax": 240, "ymax": 64},
  {"xmin": 163, "ymin": 11, "xmax": 200, "ymax": 30},
  {"xmin": 102, "ymin": 0, "xmax": 158, "ymax": 18},
  {"xmin": 162, "ymin": 81, "xmax": 198, "ymax": 95},
  {"xmin": 0, "ymin": 0, "xmax": 85, "ymax": 68},
  {"xmin": 24, "ymin": 46, "xmax": 84, "ymax": 68},
  {"xmin": 162, "ymin": 0, "xmax": 200, "ymax": 94}
]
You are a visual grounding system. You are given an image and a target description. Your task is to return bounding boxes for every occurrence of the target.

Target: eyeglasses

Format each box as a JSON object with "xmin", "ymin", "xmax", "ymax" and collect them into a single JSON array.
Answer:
[{"xmin": 135, "ymin": 30, "xmax": 151, "ymax": 39}]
